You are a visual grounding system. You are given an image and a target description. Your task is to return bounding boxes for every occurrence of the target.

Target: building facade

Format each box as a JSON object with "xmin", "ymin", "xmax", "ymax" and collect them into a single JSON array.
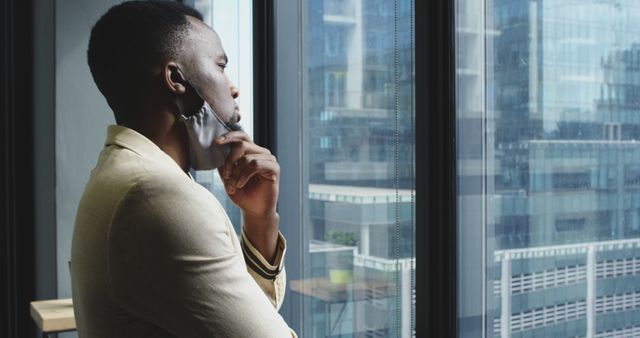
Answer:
[
  {"xmin": 304, "ymin": 0, "xmax": 415, "ymax": 337},
  {"xmin": 482, "ymin": 1, "xmax": 640, "ymax": 337}
]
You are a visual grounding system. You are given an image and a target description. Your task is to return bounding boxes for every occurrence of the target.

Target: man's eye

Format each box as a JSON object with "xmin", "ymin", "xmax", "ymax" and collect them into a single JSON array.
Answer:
[{"xmin": 218, "ymin": 64, "xmax": 227, "ymax": 70}]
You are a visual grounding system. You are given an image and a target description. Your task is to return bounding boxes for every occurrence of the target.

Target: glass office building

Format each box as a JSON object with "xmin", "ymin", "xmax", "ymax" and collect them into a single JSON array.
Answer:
[
  {"xmin": 458, "ymin": 0, "xmax": 640, "ymax": 337},
  {"xmin": 302, "ymin": 0, "xmax": 415, "ymax": 337}
]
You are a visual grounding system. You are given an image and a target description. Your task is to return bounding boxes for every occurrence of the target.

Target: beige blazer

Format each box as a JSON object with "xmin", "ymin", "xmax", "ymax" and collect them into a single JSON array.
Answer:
[{"xmin": 70, "ymin": 125, "xmax": 297, "ymax": 338}]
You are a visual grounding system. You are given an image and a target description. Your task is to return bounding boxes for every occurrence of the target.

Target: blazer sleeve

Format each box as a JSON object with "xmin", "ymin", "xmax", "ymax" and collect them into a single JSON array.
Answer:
[
  {"xmin": 108, "ymin": 175, "xmax": 297, "ymax": 338},
  {"xmin": 240, "ymin": 228, "xmax": 288, "ymax": 310}
]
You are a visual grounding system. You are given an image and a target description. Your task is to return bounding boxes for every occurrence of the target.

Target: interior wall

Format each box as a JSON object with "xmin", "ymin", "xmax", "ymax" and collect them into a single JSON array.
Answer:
[
  {"xmin": 54, "ymin": 0, "xmax": 117, "ymax": 332},
  {"xmin": 52, "ymin": 1, "xmax": 120, "ymax": 337},
  {"xmin": 33, "ymin": 0, "xmax": 56, "ymax": 305}
]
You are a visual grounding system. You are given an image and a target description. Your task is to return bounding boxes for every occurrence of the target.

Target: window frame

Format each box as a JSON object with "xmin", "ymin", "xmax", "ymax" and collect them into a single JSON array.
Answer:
[
  {"xmin": 1, "ymin": 0, "xmax": 38, "ymax": 336},
  {"xmin": 416, "ymin": 0, "xmax": 458, "ymax": 336},
  {"xmin": 253, "ymin": 0, "xmax": 277, "ymax": 152}
]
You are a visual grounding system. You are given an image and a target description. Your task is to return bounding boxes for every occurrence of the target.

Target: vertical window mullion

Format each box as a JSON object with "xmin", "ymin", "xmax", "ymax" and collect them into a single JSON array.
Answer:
[{"xmin": 415, "ymin": 0, "xmax": 458, "ymax": 336}]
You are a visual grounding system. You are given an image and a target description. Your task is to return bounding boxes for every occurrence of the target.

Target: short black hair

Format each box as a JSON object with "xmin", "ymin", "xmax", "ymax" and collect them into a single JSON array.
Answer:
[{"xmin": 87, "ymin": 1, "xmax": 203, "ymax": 122}]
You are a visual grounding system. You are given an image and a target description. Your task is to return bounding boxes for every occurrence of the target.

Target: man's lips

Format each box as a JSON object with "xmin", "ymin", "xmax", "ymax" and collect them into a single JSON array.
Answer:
[{"xmin": 233, "ymin": 104, "xmax": 241, "ymax": 123}]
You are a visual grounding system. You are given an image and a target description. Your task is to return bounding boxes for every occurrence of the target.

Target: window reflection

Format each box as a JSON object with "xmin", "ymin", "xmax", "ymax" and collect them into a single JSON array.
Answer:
[
  {"xmin": 296, "ymin": 0, "xmax": 415, "ymax": 337},
  {"xmin": 458, "ymin": 0, "xmax": 640, "ymax": 337}
]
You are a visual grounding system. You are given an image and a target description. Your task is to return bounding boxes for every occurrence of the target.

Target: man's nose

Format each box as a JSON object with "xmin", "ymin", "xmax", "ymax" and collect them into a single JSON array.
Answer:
[{"xmin": 230, "ymin": 85, "xmax": 239, "ymax": 99}]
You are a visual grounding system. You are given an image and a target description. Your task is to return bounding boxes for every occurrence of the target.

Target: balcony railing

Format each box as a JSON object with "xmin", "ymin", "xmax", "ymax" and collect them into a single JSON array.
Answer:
[{"xmin": 494, "ymin": 238, "xmax": 640, "ymax": 338}]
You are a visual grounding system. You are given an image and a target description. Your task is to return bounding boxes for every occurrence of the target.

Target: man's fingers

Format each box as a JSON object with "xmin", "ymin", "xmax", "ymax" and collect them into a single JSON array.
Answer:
[
  {"xmin": 215, "ymin": 131, "xmax": 278, "ymax": 187},
  {"xmin": 221, "ymin": 142, "xmax": 271, "ymax": 179},
  {"xmin": 227, "ymin": 162, "xmax": 261, "ymax": 194},
  {"xmin": 216, "ymin": 131, "xmax": 253, "ymax": 144},
  {"xmin": 229, "ymin": 154, "xmax": 279, "ymax": 184},
  {"xmin": 237, "ymin": 161, "xmax": 279, "ymax": 188},
  {"xmin": 227, "ymin": 154, "xmax": 257, "ymax": 182},
  {"xmin": 225, "ymin": 154, "xmax": 278, "ymax": 193}
]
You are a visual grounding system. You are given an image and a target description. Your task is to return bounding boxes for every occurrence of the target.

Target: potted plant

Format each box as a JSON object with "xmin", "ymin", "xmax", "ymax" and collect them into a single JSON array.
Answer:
[{"xmin": 325, "ymin": 230, "xmax": 357, "ymax": 284}]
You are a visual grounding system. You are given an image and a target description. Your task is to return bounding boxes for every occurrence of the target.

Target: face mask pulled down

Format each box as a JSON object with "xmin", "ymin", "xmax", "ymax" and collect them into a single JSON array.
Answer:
[{"xmin": 180, "ymin": 74, "xmax": 243, "ymax": 170}]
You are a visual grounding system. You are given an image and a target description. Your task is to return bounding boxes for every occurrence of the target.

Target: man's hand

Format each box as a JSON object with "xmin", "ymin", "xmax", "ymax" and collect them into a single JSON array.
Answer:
[{"xmin": 216, "ymin": 131, "xmax": 280, "ymax": 263}]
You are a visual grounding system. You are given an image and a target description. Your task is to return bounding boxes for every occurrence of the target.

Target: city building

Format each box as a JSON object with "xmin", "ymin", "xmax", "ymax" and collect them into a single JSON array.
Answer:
[
  {"xmin": 473, "ymin": 1, "xmax": 640, "ymax": 337},
  {"xmin": 302, "ymin": 0, "xmax": 416, "ymax": 337}
]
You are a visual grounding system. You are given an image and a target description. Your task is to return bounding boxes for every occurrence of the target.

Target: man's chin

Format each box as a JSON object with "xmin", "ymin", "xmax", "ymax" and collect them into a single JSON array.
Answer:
[
  {"xmin": 227, "ymin": 121, "xmax": 243, "ymax": 132},
  {"xmin": 226, "ymin": 112, "xmax": 243, "ymax": 131}
]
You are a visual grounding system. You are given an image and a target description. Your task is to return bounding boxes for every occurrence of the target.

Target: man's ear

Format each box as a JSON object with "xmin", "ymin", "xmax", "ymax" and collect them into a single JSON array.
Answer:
[{"xmin": 163, "ymin": 62, "xmax": 188, "ymax": 94}]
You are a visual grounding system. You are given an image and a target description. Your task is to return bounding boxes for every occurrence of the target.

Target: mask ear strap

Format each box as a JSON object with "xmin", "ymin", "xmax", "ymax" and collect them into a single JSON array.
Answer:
[
  {"xmin": 175, "ymin": 66, "xmax": 206, "ymax": 118},
  {"xmin": 174, "ymin": 65, "xmax": 189, "ymax": 83},
  {"xmin": 176, "ymin": 66, "xmax": 207, "ymax": 101}
]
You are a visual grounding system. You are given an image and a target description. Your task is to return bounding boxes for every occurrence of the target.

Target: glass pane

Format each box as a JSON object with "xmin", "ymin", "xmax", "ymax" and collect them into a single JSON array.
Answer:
[
  {"xmin": 189, "ymin": 0, "xmax": 254, "ymax": 233},
  {"xmin": 294, "ymin": 0, "xmax": 415, "ymax": 337},
  {"xmin": 457, "ymin": 0, "xmax": 640, "ymax": 337}
]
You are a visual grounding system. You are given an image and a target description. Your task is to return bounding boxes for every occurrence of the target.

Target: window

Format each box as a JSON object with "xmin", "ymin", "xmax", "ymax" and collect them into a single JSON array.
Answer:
[
  {"xmin": 457, "ymin": 0, "xmax": 640, "ymax": 337},
  {"xmin": 276, "ymin": 0, "xmax": 416, "ymax": 336},
  {"xmin": 555, "ymin": 217, "xmax": 587, "ymax": 232},
  {"xmin": 552, "ymin": 171, "xmax": 591, "ymax": 190},
  {"xmin": 624, "ymin": 165, "xmax": 640, "ymax": 187},
  {"xmin": 324, "ymin": 71, "xmax": 346, "ymax": 107}
]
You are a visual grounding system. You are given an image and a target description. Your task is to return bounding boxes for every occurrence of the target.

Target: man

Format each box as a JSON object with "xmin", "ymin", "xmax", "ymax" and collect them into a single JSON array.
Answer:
[{"xmin": 70, "ymin": 2, "xmax": 296, "ymax": 337}]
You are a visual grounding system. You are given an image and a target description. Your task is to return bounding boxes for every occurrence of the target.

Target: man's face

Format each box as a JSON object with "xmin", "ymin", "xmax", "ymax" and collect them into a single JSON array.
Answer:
[{"xmin": 180, "ymin": 17, "xmax": 241, "ymax": 126}]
